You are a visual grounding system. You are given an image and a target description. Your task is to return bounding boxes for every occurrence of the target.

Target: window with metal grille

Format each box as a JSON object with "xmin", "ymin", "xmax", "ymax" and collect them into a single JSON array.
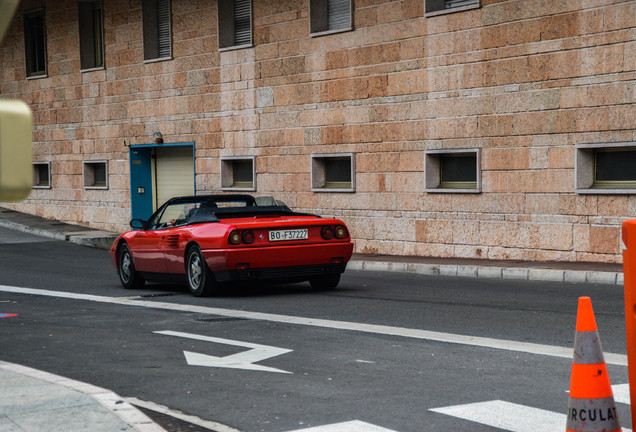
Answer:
[
  {"xmin": 142, "ymin": 0, "xmax": 171, "ymax": 61},
  {"xmin": 425, "ymin": 0, "xmax": 479, "ymax": 16},
  {"xmin": 221, "ymin": 157, "xmax": 256, "ymax": 190},
  {"xmin": 576, "ymin": 143, "xmax": 636, "ymax": 193},
  {"xmin": 78, "ymin": 0, "xmax": 104, "ymax": 70},
  {"xmin": 312, "ymin": 154, "xmax": 356, "ymax": 192},
  {"xmin": 425, "ymin": 149, "xmax": 481, "ymax": 193},
  {"xmin": 218, "ymin": 0, "xmax": 252, "ymax": 50},
  {"xmin": 24, "ymin": 10, "xmax": 47, "ymax": 77},
  {"xmin": 310, "ymin": 0, "xmax": 352, "ymax": 35}
]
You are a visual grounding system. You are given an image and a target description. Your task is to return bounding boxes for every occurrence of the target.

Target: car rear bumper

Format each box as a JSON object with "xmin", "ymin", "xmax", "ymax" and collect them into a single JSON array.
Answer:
[
  {"xmin": 201, "ymin": 242, "xmax": 353, "ymax": 282},
  {"xmin": 215, "ymin": 263, "xmax": 348, "ymax": 283}
]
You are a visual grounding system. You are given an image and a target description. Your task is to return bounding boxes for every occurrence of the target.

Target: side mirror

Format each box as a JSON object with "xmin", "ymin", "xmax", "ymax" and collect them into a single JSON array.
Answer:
[{"xmin": 130, "ymin": 219, "xmax": 147, "ymax": 230}]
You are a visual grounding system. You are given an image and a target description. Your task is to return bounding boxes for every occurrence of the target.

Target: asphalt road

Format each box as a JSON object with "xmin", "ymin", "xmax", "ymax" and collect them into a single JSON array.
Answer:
[{"xmin": 0, "ymin": 227, "xmax": 631, "ymax": 431}]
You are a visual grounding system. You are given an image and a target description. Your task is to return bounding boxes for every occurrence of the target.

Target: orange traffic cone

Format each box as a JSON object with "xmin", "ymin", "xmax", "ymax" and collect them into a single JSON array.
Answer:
[{"xmin": 566, "ymin": 296, "xmax": 621, "ymax": 432}]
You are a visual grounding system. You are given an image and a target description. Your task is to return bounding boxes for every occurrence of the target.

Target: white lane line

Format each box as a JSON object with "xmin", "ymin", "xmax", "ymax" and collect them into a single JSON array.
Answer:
[
  {"xmin": 0, "ymin": 285, "xmax": 627, "ymax": 366},
  {"xmin": 430, "ymin": 400, "xmax": 632, "ymax": 432},
  {"xmin": 284, "ymin": 420, "xmax": 398, "ymax": 432}
]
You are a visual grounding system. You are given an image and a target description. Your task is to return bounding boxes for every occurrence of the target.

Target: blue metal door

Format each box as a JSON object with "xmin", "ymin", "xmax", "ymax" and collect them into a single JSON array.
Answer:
[{"xmin": 129, "ymin": 147, "xmax": 153, "ymax": 221}]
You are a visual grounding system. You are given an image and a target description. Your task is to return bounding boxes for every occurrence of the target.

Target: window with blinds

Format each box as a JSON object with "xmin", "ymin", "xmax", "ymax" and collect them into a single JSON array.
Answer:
[
  {"xmin": 78, "ymin": 0, "xmax": 104, "ymax": 70},
  {"xmin": 594, "ymin": 149, "xmax": 636, "ymax": 189},
  {"xmin": 24, "ymin": 10, "xmax": 47, "ymax": 77},
  {"xmin": 311, "ymin": 154, "xmax": 356, "ymax": 192},
  {"xmin": 83, "ymin": 161, "xmax": 108, "ymax": 189},
  {"xmin": 142, "ymin": 0, "xmax": 171, "ymax": 61},
  {"xmin": 219, "ymin": 0, "xmax": 252, "ymax": 50},
  {"xmin": 425, "ymin": 150, "xmax": 481, "ymax": 193},
  {"xmin": 157, "ymin": 0, "xmax": 171, "ymax": 58},
  {"xmin": 425, "ymin": 0, "xmax": 479, "ymax": 15},
  {"xmin": 310, "ymin": 0, "xmax": 352, "ymax": 35},
  {"xmin": 221, "ymin": 157, "xmax": 255, "ymax": 190},
  {"xmin": 576, "ymin": 143, "xmax": 636, "ymax": 194}
]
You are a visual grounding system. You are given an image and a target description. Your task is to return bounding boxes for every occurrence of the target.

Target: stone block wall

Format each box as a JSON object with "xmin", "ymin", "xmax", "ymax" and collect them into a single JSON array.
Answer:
[{"xmin": 1, "ymin": 0, "xmax": 635, "ymax": 263}]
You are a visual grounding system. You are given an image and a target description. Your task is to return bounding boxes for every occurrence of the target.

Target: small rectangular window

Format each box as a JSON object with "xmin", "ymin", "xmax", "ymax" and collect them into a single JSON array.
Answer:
[
  {"xmin": 425, "ymin": 149, "xmax": 481, "ymax": 193},
  {"xmin": 83, "ymin": 161, "xmax": 108, "ymax": 189},
  {"xmin": 218, "ymin": 0, "xmax": 253, "ymax": 51},
  {"xmin": 142, "ymin": 0, "xmax": 171, "ymax": 61},
  {"xmin": 312, "ymin": 153, "xmax": 355, "ymax": 192},
  {"xmin": 33, "ymin": 162, "xmax": 51, "ymax": 188},
  {"xmin": 78, "ymin": 0, "xmax": 104, "ymax": 70},
  {"xmin": 425, "ymin": 0, "xmax": 480, "ymax": 17},
  {"xmin": 576, "ymin": 143, "xmax": 636, "ymax": 193},
  {"xmin": 310, "ymin": 0, "xmax": 352, "ymax": 36},
  {"xmin": 221, "ymin": 156, "xmax": 256, "ymax": 191},
  {"xmin": 24, "ymin": 10, "xmax": 47, "ymax": 78}
]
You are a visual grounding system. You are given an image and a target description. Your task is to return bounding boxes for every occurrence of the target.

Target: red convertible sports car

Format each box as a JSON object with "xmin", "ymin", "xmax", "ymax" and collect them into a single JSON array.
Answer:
[{"xmin": 110, "ymin": 195, "xmax": 354, "ymax": 296}]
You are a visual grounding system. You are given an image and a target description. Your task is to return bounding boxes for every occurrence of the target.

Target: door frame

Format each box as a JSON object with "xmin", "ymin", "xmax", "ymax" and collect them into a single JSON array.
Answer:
[{"xmin": 129, "ymin": 142, "xmax": 195, "ymax": 221}]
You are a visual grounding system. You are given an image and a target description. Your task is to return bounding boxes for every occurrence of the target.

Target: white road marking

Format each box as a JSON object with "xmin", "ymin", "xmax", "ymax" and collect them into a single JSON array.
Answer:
[
  {"xmin": 0, "ymin": 285, "xmax": 628, "ymax": 365},
  {"xmin": 125, "ymin": 397, "xmax": 242, "ymax": 432},
  {"xmin": 430, "ymin": 400, "xmax": 632, "ymax": 432},
  {"xmin": 284, "ymin": 420, "xmax": 398, "ymax": 432},
  {"xmin": 154, "ymin": 330, "xmax": 292, "ymax": 374},
  {"xmin": 613, "ymin": 383, "xmax": 631, "ymax": 405}
]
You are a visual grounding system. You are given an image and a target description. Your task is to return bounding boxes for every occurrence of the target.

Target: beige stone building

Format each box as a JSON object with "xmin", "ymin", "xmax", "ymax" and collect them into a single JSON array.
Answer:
[{"xmin": 1, "ymin": 0, "xmax": 634, "ymax": 264}]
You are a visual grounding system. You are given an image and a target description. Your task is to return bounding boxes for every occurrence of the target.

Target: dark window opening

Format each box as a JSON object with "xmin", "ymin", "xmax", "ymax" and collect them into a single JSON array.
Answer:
[
  {"xmin": 24, "ymin": 10, "xmax": 47, "ymax": 77},
  {"xmin": 79, "ymin": 0, "xmax": 104, "ymax": 69}
]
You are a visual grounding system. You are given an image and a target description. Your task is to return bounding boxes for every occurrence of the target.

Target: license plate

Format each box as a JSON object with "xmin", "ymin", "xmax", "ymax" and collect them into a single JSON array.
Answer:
[{"xmin": 269, "ymin": 229, "xmax": 308, "ymax": 242}]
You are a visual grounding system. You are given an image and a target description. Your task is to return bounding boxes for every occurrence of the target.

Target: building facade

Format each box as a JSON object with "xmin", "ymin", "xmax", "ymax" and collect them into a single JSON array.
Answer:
[{"xmin": 0, "ymin": 0, "xmax": 635, "ymax": 263}]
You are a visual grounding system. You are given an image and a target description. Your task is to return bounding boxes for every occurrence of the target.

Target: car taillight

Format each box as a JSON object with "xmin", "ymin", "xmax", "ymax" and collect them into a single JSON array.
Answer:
[
  {"xmin": 229, "ymin": 231, "xmax": 242, "ymax": 245},
  {"xmin": 334, "ymin": 225, "xmax": 348, "ymax": 239},
  {"xmin": 321, "ymin": 226, "xmax": 334, "ymax": 240},
  {"xmin": 242, "ymin": 230, "xmax": 255, "ymax": 244}
]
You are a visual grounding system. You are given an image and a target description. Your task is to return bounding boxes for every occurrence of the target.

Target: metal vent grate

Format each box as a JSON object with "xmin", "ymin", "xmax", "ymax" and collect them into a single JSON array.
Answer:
[
  {"xmin": 234, "ymin": 0, "xmax": 251, "ymax": 46},
  {"xmin": 157, "ymin": 0, "xmax": 171, "ymax": 57},
  {"xmin": 445, "ymin": 0, "xmax": 478, "ymax": 8},
  {"xmin": 328, "ymin": 0, "xmax": 350, "ymax": 30}
]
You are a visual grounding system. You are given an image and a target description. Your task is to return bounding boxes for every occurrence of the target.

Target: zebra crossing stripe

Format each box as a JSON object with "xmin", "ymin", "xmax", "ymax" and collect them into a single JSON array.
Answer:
[
  {"xmin": 613, "ymin": 384, "xmax": 631, "ymax": 405},
  {"xmin": 284, "ymin": 420, "xmax": 398, "ymax": 432},
  {"xmin": 430, "ymin": 400, "xmax": 633, "ymax": 432},
  {"xmin": 430, "ymin": 400, "xmax": 565, "ymax": 432}
]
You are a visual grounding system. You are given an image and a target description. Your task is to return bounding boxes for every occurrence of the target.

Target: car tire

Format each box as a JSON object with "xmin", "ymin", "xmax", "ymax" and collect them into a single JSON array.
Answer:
[
  {"xmin": 118, "ymin": 243, "xmax": 145, "ymax": 289},
  {"xmin": 309, "ymin": 274, "xmax": 341, "ymax": 290},
  {"xmin": 186, "ymin": 245, "xmax": 217, "ymax": 297}
]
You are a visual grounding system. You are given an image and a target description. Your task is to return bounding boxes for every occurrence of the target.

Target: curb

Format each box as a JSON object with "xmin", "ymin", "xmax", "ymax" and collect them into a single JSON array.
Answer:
[
  {"xmin": 346, "ymin": 260, "xmax": 623, "ymax": 286},
  {"xmin": 0, "ymin": 361, "xmax": 166, "ymax": 432},
  {"xmin": 0, "ymin": 220, "xmax": 118, "ymax": 250}
]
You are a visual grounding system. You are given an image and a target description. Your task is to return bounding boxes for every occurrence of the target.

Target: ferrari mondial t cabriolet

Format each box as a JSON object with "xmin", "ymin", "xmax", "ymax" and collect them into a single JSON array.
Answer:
[{"xmin": 110, "ymin": 195, "xmax": 354, "ymax": 296}]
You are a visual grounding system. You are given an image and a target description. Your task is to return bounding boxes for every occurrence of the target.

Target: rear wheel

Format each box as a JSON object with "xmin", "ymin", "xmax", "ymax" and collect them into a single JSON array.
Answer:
[
  {"xmin": 309, "ymin": 274, "xmax": 341, "ymax": 290},
  {"xmin": 186, "ymin": 245, "xmax": 217, "ymax": 297},
  {"xmin": 118, "ymin": 243, "xmax": 145, "ymax": 289}
]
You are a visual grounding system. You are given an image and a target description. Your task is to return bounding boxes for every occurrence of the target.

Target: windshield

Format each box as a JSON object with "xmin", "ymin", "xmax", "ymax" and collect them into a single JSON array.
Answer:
[{"xmin": 143, "ymin": 195, "xmax": 314, "ymax": 230}]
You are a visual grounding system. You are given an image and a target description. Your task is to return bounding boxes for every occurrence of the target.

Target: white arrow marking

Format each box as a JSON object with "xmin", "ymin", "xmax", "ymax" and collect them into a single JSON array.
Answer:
[
  {"xmin": 284, "ymin": 420, "xmax": 398, "ymax": 432},
  {"xmin": 154, "ymin": 330, "xmax": 293, "ymax": 374}
]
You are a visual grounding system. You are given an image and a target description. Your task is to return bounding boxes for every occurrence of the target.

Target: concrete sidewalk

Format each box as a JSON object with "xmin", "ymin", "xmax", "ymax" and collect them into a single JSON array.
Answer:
[
  {"xmin": 0, "ymin": 361, "xmax": 165, "ymax": 432},
  {"xmin": 0, "ymin": 206, "xmax": 624, "ymax": 286}
]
